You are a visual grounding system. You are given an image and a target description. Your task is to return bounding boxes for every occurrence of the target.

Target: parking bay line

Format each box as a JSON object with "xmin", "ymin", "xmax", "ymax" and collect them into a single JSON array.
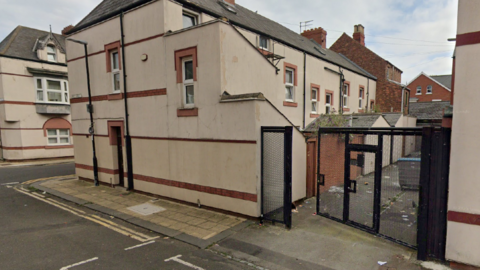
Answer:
[
  {"xmin": 124, "ymin": 240, "xmax": 156, "ymax": 251},
  {"xmin": 60, "ymin": 257, "xmax": 98, "ymax": 270},
  {"xmin": 1, "ymin": 182, "xmax": 19, "ymax": 186},
  {"xmin": 165, "ymin": 255, "xmax": 205, "ymax": 270}
]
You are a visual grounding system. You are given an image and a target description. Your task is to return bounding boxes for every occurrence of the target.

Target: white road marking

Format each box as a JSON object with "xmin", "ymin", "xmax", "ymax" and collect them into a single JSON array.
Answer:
[
  {"xmin": 165, "ymin": 255, "xmax": 205, "ymax": 270},
  {"xmin": 124, "ymin": 240, "xmax": 155, "ymax": 250},
  {"xmin": 1, "ymin": 182, "xmax": 19, "ymax": 186},
  {"xmin": 60, "ymin": 257, "xmax": 98, "ymax": 270}
]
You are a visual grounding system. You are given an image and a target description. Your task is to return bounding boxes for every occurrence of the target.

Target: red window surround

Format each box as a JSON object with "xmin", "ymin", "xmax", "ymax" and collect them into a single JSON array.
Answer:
[
  {"xmin": 108, "ymin": 121, "xmax": 124, "ymax": 146},
  {"xmin": 43, "ymin": 118, "xmax": 72, "ymax": 137},
  {"xmin": 105, "ymin": 41, "xmax": 122, "ymax": 72},
  {"xmin": 284, "ymin": 62, "xmax": 298, "ymax": 86},
  {"xmin": 175, "ymin": 46, "xmax": 198, "ymax": 84}
]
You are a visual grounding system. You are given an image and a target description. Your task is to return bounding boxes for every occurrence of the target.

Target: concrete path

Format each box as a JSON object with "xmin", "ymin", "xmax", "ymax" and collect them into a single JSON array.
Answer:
[
  {"xmin": 0, "ymin": 157, "xmax": 74, "ymax": 168},
  {"xmin": 32, "ymin": 177, "xmax": 250, "ymax": 249}
]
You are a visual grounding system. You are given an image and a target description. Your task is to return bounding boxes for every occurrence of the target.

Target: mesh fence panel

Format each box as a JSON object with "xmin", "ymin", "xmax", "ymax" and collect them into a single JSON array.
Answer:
[{"xmin": 262, "ymin": 131, "xmax": 285, "ymax": 223}]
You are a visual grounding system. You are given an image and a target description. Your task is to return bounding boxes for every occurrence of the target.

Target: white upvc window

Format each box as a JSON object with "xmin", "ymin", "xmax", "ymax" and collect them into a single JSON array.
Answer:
[
  {"xmin": 359, "ymin": 88, "xmax": 364, "ymax": 109},
  {"xmin": 183, "ymin": 11, "xmax": 198, "ymax": 28},
  {"xmin": 111, "ymin": 51, "xmax": 121, "ymax": 93},
  {"xmin": 47, "ymin": 45, "xmax": 57, "ymax": 62},
  {"xmin": 416, "ymin": 86, "xmax": 422, "ymax": 95},
  {"xmin": 259, "ymin": 36, "xmax": 269, "ymax": 51},
  {"xmin": 426, "ymin": 85, "xmax": 433, "ymax": 94},
  {"xmin": 311, "ymin": 88, "xmax": 318, "ymax": 113},
  {"xmin": 343, "ymin": 84, "xmax": 349, "ymax": 108},
  {"xmin": 35, "ymin": 77, "xmax": 69, "ymax": 104},
  {"xmin": 325, "ymin": 94, "xmax": 332, "ymax": 114},
  {"xmin": 285, "ymin": 68, "xmax": 295, "ymax": 102},
  {"xmin": 47, "ymin": 129, "xmax": 70, "ymax": 145},
  {"xmin": 183, "ymin": 57, "xmax": 194, "ymax": 108}
]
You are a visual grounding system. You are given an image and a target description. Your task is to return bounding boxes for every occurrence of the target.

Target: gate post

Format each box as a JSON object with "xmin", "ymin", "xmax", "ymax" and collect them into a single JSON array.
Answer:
[
  {"xmin": 284, "ymin": 126, "xmax": 293, "ymax": 229},
  {"xmin": 417, "ymin": 127, "xmax": 433, "ymax": 261}
]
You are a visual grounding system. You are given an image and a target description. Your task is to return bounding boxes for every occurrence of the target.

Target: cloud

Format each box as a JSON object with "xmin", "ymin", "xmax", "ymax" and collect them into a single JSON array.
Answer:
[{"xmin": 0, "ymin": 0, "xmax": 457, "ymax": 82}]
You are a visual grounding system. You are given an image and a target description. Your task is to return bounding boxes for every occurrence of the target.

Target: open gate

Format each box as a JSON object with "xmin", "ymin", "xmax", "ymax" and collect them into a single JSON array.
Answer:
[
  {"xmin": 315, "ymin": 127, "xmax": 450, "ymax": 261},
  {"xmin": 261, "ymin": 126, "xmax": 293, "ymax": 229}
]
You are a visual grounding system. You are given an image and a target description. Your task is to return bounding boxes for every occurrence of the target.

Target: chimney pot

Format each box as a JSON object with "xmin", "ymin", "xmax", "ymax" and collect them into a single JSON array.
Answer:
[
  {"xmin": 62, "ymin": 25, "xmax": 74, "ymax": 36},
  {"xmin": 353, "ymin": 24, "xmax": 365, "ymax": 46},
  {"xmin": 224, "ymin": 0, "xmax": 235, "ymax": 5},
  {"xmin": 301, "ymin": 27, "xmax": 328, "ymax": 49}
]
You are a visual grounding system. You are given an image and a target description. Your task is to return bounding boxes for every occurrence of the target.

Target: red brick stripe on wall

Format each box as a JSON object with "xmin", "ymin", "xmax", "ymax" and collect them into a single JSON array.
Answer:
[
  {"xmin": 67, "ymin": 50, "xmax": 104, "ymax": 63},
  {"xmin": 72, "ymin": 134, "xmax": 257, "ymax": 144},
  {"xmin": 75, "ymin": 163, "xmax": 258, "ymax": 202},
  {"xmin": 1, "ymin": 145, "xmax": 73, "ymax": 150},
  {"xmin": 457, "ymin": 31, "xmax": 480, "ymax": 47},
  {"xmin": 70, "ymin": 89, "xmax": 167, "ymax": 104},
  {"xmin": 0, "ymin": 72, "xmax": 34, "ymax": 78},
  {"xmin": 283, "ymin": 101, "xmax": 298, "ymax": 107},
  {"xmin": 0, "ymin": 101, "xmax": 35, "ymax": 105},
  {"xmin": 448, "ymin": 211, "xmax": 480, "ymax": 226},
  {"xmin": 177, "ymin": 108, "xmax": 199, "ymax": 117}
]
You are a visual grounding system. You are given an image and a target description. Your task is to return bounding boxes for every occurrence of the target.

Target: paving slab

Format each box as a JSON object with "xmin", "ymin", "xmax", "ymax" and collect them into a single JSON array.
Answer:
[{"xmin": 31, "ymin": 177, "xmax": 248, "ymax": 249}]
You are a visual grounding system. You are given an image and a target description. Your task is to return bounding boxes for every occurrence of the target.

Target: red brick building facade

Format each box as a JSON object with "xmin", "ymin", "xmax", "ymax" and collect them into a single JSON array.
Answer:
[
  {"xmin": 329, "ymin": 25, "xmax": 407, "ymax": 113},
  {"xmin": 407, "ymin": 73, "xmax": 452, "ymax": 102}
]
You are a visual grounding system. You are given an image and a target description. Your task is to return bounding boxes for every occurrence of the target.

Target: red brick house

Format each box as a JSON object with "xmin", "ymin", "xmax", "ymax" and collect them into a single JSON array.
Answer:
[
  {"xmin": 407, "ymin": 72, "xmax": 452, "ymax": 102},
  {"xmin": 329, "ymin": 25, "xmax": 408, "ymax": 113}
]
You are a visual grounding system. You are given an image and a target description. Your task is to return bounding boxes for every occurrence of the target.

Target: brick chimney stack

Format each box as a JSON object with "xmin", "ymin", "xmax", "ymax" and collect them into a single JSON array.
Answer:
[
  {"xmin": 301, "ymin": 27, "xmax": 327, "ymax": 49},
  {"xmin": 62, "ymin": 25, "xmax": 74, "ymax": 36},
  {"xmin": 224, "ymin": 0, "xmax": 235, "ymax": 5},
  {"xmin": 353, "ymin": 24, "xmax": 365, "ymax": 46}
]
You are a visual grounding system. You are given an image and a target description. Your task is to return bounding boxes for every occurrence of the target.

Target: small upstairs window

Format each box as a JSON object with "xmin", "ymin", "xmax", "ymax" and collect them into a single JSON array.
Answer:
[
  {"xmin": 259, "ymin": 36, "xmax": 269, "ymax": 51},
  {"xmin": 325, "ymin": 94, "xmax": 332, "ymax": 114},
  {"xmin": 343, "ymin": 84, "xmax": 349, "ymax": 108},
  {"xmin": 416, "ymin": 86, "xmax": 422, "ymax": 95},
  {"xmin": 285, "ymin": 68, "xmax": 295, "ymax": 102},
  {"xmin": 359, "ymin": 88, "xmax": 364, "ymax": 109},
  {"xmin": 47, "ymin": 45, "xmax": 56, "ymax": 62},
  {"xmin": 183, "ymin": 57, "xmax": 195, "ymax": 108},
  {"xmin": 111, "ymin": 51, "xmax": 121, "ymax": 93},
  {"xmin": 427, "ymin": 85, "xmax": 433, "ymax": 94},
  {"xmin": 183, "ymin": 12, "xmax": 198, "ymax": 29}
]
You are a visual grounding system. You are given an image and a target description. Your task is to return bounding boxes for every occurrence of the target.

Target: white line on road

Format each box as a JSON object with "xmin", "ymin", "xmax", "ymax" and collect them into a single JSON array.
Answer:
[
  {"xmin": 165, "ymin": 255, "xmax": 205, "ymax": 270},
  {"xmin": 124, "ymin": 240, "xmax": 155, "ymax": 250},
  {"xmin": 60, "ymin": 257, "xmax": 98, "ymax": 270},
  {"xmin": 1, "ymin": 182, "xmax": 19, "ymax": 186}
]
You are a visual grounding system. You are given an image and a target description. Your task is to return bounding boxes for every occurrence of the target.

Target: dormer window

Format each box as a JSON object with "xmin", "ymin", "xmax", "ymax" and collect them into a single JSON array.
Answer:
[
  {"xmin": 47, "ymin": 45, "xmax": 56, "ymax": 62},
  {"xmin": 183, "ymin": 12, "xmax": 198, "ymax": 29},
  {"xmin": 259, "ymin": 36, "xmax": 269, "ymax": 51}
]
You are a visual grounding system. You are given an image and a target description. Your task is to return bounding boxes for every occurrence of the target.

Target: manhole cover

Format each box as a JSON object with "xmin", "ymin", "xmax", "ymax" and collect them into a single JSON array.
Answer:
[{"xmin": 127, "ymin": 203, "xmax": 166, "ymax": 216}]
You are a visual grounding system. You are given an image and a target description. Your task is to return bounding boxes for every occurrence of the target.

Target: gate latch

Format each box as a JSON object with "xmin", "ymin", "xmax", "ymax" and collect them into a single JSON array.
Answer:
[
  {"xmin": 317, "ymin": 174, "xmax": 325, "ymax": 186},
  {"xmin": 348, "ymin": 180, "xmax": 357, "ymax": 193}
]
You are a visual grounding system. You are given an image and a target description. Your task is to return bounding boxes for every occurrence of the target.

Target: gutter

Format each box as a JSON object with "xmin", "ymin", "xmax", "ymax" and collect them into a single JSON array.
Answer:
[{"xmin": 303, "ymin": 52, "xmax": 306, "ymax": 129}]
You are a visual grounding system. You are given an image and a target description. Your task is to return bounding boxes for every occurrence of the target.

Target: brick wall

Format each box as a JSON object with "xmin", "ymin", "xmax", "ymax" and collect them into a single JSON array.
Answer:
[
  {"xmin": 330, "ymin": 33, "xmax": 404, "ymax": 112},
  {"xmin": 407, "ymin": 74, "xmax": 452, "ymax": 102}
]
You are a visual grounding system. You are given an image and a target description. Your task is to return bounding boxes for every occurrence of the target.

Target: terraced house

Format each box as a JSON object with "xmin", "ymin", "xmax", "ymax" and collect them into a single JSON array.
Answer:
[
  {"xmin": 0, "ymin": 26, "xmax": 73, "ymax": 160},
  {"xmin": 66, "ymin": 0, "xmax": 377, "ymax": 216}
]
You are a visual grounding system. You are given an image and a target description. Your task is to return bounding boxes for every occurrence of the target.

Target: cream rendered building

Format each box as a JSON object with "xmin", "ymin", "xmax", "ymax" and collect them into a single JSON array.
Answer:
[
  {"xmin": 0, "ymin": 26, "xmax": 73, "ymax": 160},
  {"xmin": 446, "ymin": 0, "xmax": 480, "ymax": 268},
  {"xmin": 66, "ymin": 0, "xmax": 377, "ymax": 217}
]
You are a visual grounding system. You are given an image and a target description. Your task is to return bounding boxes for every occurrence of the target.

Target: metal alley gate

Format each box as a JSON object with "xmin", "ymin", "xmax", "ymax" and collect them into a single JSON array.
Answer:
[
  {"xmin": 261, "ymin": 126, "xmax": 293, "ymax": 229},
  {"xmin": 315, "ymin": 127, "xmax": 450, "ymax": 261}
]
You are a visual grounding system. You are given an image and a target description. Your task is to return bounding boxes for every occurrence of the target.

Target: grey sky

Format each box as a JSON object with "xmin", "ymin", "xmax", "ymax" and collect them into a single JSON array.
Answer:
[{"xmin": 0, "ymin": 0, "xmax": 457, "ymax": 82}]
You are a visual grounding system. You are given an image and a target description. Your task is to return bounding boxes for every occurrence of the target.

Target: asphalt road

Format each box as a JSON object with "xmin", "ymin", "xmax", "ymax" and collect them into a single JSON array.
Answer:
[{"xmin": 0, "ymin": 163, "xmax": 248, "ymax": 270}]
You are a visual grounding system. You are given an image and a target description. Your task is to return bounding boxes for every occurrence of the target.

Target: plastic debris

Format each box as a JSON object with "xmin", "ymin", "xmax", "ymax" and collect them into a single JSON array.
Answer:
[
  {"xmin": 364, "ymin": 182, "xmax": 369, "ymax": 185},
  {"xmin": 378, "ymin": 261, "xmax": 387, "ymax": 266}
]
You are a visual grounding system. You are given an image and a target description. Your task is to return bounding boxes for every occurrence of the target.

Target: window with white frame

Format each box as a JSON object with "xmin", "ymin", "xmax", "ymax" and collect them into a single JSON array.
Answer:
[
  {"xmin": 325, "ymin": 94, "xmax": 332, "ymax": 114},
  {"xmin": 111, "ymin": 51, "xmax": 121, "ymax": 92},
  {"xmin": 259, "ymin": 36, "xmax": 269, "ymax": 51},
  {"xmin": 35, "ymin": 78, "xmax": 69, "ymax": 104},
  {"xmin": 183, "ymin": 57, "xmax": 194, "ymax": 107},
  {"xmin": 47, "ymin": 129, "xmax": 70, "ymax": 145},
  {"xmin": 416, "ymin": 86, "xmax": 422, "ymax": 95},
  {"xmin": 427, "ymin": 85, "xmax": 432, "ymax": 94},
  {"xmin": 359, "ymin": 88, "xmax": 364, "ymax": 109},
  {"xmin": 343, "ymin": 84, "xmax": 349, "ymax": 107},
  {"xmin": 311, "ymin": 88, "xmax": 318, "ymax": 113},
  {"xmin": 285, "ymin": 68, "xmax": 295, "ymax": 102},
  {"xmin": 47, "ymin": 45, "xmax": 56, "ymax": 62},
  {"xmin": 183, "ymin": 12, "xmax": 198, "ymax": 28}
]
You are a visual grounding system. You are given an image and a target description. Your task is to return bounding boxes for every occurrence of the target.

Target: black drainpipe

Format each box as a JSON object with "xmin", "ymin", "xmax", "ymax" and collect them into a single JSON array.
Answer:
[
  {"xmin": 339, "ymin": 68, "xmax": 345, "ymax": 114},
  {"xmin": 303, "ymin": 52, "xmax": 307, "ymax": 129},
  {"xmin": 366, "ymin": 78, "xmax": 370, "ymax": 112},
  {"xmin": 120, "ymin": 12, "xmax": 134, "ymax": 191}
]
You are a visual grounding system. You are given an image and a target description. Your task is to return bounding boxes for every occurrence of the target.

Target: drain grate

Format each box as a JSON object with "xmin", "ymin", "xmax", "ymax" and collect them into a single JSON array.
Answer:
[{"xmin": 127, "ymin": 203, "xmax": 166, "ymax": 216}]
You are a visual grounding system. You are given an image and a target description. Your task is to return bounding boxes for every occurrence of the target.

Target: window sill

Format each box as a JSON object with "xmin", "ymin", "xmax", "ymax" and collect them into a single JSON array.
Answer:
[
  {"xmin": 358, "ymin": 109, "xmax": 365, "ymax": 113},
  {"xmin": 177, "ymin": 108, "xmax": 198, "ymax": 117},
  {"xmin": 45, "ymin": 145, "xmax": 74, "ymax": 149},
  {"xmin": 416, "ymin": 93, "xmax": 422, "ymax": 95},
  {"xmin": 343, "ymin": 108, "xmax": 351, "ymax": 112},
  {"xmin": 426, "ymin": 93, "xmax": 433, "ymax": 95},
  {"xmin": 283, "ymin": 101, "xmax": 298, "ymax": 107},
  {"xmin": 310, "ymin": 113, "xmax": 320, "ymax": 118},
  {"xmin": 108, "ymin": 93, "xmax": 124, "ymax": 100}
]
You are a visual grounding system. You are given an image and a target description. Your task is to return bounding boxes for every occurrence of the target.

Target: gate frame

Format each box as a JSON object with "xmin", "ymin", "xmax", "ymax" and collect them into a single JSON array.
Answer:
[
  {"xmin": 315, "ymin": 127, "xmax": 450, "ymax": 261},
  {"xmin": 260, "ymin": 126, "xmax": 293, "ymax": 229}
]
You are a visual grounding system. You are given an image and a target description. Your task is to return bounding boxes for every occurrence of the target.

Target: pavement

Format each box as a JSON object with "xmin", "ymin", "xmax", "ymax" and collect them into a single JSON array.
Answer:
[
  {"xmin": 31, "ymin": 177, "xmax": 250, "ymax": 249},
  {"xmin": 0, "ymin": 157, "xmax": 74, "ymax": 168}
]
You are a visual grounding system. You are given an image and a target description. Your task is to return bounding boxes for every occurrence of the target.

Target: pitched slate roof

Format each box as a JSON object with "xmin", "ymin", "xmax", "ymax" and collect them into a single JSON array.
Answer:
[
  {"xmin": 382, "ymin": 113, "xmax": 402, "ymax": 127},
  {"xmin": 0, "ymin": 26, "xmax": 65, "ymax": 62},
  {"xmin": 430, "ymin": 75, "xmax": 452, "ymax": 90},
  {"xmin": 70, "ymin": 0, "xmax": 376, "ymax": 80},
  {"xmin": 304, "ymin": 114, "xmax": 384, "ymax": 132},
  {"xmin": 409, "ymin": 101, "xmax": 450, "ymax": 120}
]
